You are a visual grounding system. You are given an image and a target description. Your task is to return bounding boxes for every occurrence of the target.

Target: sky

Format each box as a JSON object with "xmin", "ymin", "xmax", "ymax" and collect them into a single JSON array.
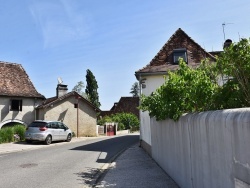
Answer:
[{"xmin": 0, "ymin": 0, "xmax": 250, "ymax": 110}]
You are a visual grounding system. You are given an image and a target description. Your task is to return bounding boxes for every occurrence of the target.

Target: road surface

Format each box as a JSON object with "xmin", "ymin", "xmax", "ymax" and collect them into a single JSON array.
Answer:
[{"xmin": 0, "ymin": 134, "xmax": 139, "ymax": 188}]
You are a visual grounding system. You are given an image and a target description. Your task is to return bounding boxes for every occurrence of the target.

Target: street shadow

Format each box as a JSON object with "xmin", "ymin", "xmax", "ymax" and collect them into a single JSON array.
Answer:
[
  {"xmin": 75, "ymin": 167, "xmax": 101, "ymax": 186},
  {"xmin": 70, "ymin": 135, "xmax": 139, "ymax": 163}
]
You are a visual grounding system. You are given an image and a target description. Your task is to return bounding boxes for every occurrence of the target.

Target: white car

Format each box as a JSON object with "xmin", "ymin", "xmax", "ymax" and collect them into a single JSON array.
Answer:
[{"xmin": 25, "ymin": 120, "xmax": 72, "ymax": 145}]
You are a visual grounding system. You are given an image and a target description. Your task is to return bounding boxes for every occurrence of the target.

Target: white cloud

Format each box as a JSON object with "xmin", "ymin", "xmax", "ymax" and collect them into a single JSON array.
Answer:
[{"xmin": 29, "ymin": 0, "xmax": 90, "ymax": 48}]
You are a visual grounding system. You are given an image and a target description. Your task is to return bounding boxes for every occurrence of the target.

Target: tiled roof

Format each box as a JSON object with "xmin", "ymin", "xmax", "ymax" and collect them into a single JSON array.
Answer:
[
  {"xmin": 136, "ymin": 28, "xmax": 217, "ymax": 76},
  {"xmin": 37, "ymin": 91, "xmax": 101, "ymax": 112},
  {"xmin": 100, "ymin": 97, "xmax": 139, "ymax": 118},
  {"xmin": 0, "ymin": 61, "xmax": 44, "ymax": 98}
]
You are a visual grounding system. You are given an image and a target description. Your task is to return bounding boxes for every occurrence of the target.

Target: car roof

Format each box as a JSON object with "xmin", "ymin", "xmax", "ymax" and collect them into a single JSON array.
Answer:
[{"xmin": 33, "ymin": 120, "xmax": 60, "ymax": 123}]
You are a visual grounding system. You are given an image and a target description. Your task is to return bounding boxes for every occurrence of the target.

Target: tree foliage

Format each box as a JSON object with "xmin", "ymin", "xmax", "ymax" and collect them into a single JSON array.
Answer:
[
  {"xmin": 72, "ymin": 81, "xmax": 87, "ymax": 98},
  {"xmin": 130, "ymin": 82, "xmax": 140, "ymax": 97},
  {"xmin": 98, "ymin": 113, "xmax": 139, "ymax": 131},
  {"xmin": 217, "ymin": 38, "xmax": 250, "ymax": 106},
  {"xmin": 140, "ymin": 59, "xmax": 218, "ymax": 121},
  {"xmin": 139, "ymin": 38, "xmax": 250, "ymax": 121},
  {"xmin": 85, "ymin": 69, "xmax": 101, "ymax": 108}
]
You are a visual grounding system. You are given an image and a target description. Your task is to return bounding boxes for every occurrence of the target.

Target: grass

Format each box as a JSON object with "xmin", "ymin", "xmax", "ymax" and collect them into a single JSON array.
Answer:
[{"xmin": 0, "ymin": 124, "xmax": 26, "ymax": 144}]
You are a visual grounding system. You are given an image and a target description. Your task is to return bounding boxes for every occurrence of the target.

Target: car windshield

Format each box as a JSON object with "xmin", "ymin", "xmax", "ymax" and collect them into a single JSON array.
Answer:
[{"xmin": 28, "ymin": 122, "xmax": 48, "ymax": 128}]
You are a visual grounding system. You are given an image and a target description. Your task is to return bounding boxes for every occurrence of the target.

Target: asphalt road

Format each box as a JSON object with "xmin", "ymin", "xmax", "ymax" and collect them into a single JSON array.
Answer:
[{"xmin": 0, "ymin": 134, "xmax": 139, "ymax": 188}]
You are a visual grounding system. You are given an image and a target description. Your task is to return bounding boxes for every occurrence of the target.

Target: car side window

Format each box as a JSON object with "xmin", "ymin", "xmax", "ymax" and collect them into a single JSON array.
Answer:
[
  {"xmin": 58, "ymin": 122, "xmax": 65, "ymax": 129},
  {"xmin": 51, "ymin": 122, "xmax": 58, "ymax": 129},
  {"xmin": 46, "ymin": 123, "xmax": 51, "ymax": 128}
]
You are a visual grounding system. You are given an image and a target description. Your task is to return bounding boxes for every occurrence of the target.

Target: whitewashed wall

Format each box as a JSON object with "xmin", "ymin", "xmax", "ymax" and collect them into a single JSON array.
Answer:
[
  {"xmin": 151, "ymin": 108, "xmax": 250, "ymax": 188},
  {"xmin": 140, "ymin": 74, "xmax": 166, "ymax": 149}
]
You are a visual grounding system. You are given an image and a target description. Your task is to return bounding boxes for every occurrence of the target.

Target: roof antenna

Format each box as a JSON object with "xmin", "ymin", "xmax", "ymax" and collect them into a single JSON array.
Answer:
[
  {"xmin": 222, "ymin": 22, "xmax": 234, "ymax": 41},
  {"xmin": 57, "ymin": 77, "xmax": 63, "ymax": 84}
]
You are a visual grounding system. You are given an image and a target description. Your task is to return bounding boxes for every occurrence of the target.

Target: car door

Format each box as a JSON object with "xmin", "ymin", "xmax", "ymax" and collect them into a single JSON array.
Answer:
[
  {"xmin": 58, "ymin": 122, "xmax": 67, "ymax": 140},
  {"xmin": 50, "ymin": 122, "xmax": 60, "ymax": 141}
]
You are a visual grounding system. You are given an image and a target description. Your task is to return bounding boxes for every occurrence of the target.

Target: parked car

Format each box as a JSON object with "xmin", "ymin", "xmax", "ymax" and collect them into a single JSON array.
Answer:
[{"xmin": 25, "ymin": 120, "xmax": 72, "ymax": 145}]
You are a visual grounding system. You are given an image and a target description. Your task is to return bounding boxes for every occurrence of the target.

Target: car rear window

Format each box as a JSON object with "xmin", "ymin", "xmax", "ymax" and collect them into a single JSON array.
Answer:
[{"xmin": 28, "ymin": 122, "xmax": 48, "ymax": 128}]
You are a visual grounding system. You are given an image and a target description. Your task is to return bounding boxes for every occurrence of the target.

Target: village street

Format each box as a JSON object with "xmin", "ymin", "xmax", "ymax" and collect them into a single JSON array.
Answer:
[{"xmin": 0, "ymin": 134, "xmax": 139, "ymax": 188}]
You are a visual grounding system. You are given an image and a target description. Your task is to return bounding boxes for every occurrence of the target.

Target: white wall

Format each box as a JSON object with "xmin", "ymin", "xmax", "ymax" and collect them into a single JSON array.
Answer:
[
  {"xmin": 140, "ymin": 74, "xmax": 166, "ymax": 147},
  {"xmin": 150, "ymin": 108, "xmax": 250, "ymax": 188}
]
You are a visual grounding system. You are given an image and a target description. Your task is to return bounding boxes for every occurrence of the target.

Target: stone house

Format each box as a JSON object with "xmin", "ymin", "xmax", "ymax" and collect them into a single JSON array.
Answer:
[
  {"xmin": 36, "ymin": 84, "xmax": 101, "ymax": 137},
  {"xmin": 135, "ymin": 28, "xmax": 219, "ymax": 153},
  {"xmin": 0, "ymin": 62, "xmax": 45, "ymax": 128}
]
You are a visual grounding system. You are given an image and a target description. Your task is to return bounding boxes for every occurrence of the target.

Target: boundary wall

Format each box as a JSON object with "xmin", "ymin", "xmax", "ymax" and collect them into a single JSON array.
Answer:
[{"xmin": 150, "ymin": 108, "xmax": 250, "ymax": 188}]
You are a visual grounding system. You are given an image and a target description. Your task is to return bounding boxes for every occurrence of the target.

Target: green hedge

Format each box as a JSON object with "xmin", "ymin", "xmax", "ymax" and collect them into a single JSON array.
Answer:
[{"xmin": 0, "ymin": 124, "xmax": 26, "ymax": 144}]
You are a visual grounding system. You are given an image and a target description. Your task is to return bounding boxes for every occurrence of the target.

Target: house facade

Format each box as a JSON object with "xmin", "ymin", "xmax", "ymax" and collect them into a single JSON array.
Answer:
[
  {"xmin": 37, "ymin": 84, "xmax": 101, "ymax": 137},
  {"xmin": 0, "ymin": 62, "xmax": 45, "ymax": 128},
  {"xmin": 135, "ymin": 28, "xmax": 218, "ymax": 154}
]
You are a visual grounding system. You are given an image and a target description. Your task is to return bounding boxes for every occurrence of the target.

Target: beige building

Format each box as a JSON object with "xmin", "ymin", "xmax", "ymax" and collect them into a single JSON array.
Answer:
[
  {"xmin": 36, "ymin": 84, "xmax": 100, "ymax": 137},
  {"xmin": 0, "ymin": 62, "xmax": 45, "ymax": 128}
]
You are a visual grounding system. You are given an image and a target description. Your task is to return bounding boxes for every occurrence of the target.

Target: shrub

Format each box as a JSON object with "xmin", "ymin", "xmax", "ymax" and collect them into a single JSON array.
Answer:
[
  {"xmin": 0, "ymin": 123, "xmax": 26, "ymax": 144},
  {"xmin": 13, "ymin": 124, "xmax": 26, "ymax": 141},
  {"xmin": 0, "ymin": 127, "xmax": 14, "ymax": 143}
]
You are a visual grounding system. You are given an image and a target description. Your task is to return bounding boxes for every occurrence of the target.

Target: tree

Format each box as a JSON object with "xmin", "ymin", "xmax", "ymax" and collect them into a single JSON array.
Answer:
[
  {"xmin": 130, "ymin": 82, "xmax": 139, "ymax": 97},
  {"xmin": 140, "ymin": 59, "xmax": 218, "ymax": 121},
  {"xmin": 85, "ymin": 69, "xmax": 101, "ymax": 108},
  {"xmin": 97, "ymin": 113, "xmax": 139, "ymax": 131},
  {"xmin": 72, "ymin": 81, "xmax": 86, "ymax": 97},
  {"xmin": 217, "ymin": 38, "xmax": 250, "ymax": 106}
]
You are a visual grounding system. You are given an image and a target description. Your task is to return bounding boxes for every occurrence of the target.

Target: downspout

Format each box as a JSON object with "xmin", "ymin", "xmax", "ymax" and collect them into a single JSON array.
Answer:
[{"xmin": 34, "ymin": 98, "xmax": 37, "ymax": 121}]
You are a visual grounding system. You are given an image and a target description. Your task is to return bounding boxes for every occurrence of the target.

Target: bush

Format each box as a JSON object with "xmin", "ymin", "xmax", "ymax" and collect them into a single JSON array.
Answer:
[
  {"xmin": 0, "ymin": 124, "xmax": 26, "ymax": 144},
  {"xmin": 117, "ymin": 123, "xmax": 125, "ymax": 131},
  {"xmin": 0, "ymin": 127, "xmax": 14, "ymax": 143},
  {"xmin": 98, "ymin": 113, "xmax": 140, "ymax": 131},
  {"xmin": 13, "ymin": 124, "xmax": 26, "ymax": 141}
]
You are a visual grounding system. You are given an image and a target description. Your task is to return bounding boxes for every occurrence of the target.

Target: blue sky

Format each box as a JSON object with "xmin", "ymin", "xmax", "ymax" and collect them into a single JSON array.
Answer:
[{"xmin": 0, "ymin": 0, "xmax": 250, "ymax": 110}]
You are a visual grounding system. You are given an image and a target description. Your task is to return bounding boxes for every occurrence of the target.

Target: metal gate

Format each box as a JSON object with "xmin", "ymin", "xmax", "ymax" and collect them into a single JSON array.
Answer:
[{"xmin": 105, "ymin": 123, "xmax": 117, "ymax": 136}]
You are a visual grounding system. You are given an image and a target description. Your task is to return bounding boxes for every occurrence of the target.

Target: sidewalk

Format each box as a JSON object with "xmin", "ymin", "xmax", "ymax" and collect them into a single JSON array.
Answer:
[
  {"xmin": 95, "ymin": 143, "xmax": 179, "ymax": 188},
  {"xmin": 0, "ymin": 137, "xmax": 94, "ymax": 154}
]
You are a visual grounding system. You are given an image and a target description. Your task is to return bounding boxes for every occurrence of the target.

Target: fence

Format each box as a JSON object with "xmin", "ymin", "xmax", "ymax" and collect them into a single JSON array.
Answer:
[{"xmin": 150, "ymin": 108, "xmax": 250, "ymax": 188}]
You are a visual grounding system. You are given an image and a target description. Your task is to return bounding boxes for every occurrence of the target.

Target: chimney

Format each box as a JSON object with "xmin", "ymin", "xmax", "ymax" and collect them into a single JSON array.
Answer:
[
  {"xmin": 56, "ymin": 84, "xmax": 68, "ymax": 98},
  {"xmin": 223, "ymin": 39, "xmax": 232, "ymax": 49}
]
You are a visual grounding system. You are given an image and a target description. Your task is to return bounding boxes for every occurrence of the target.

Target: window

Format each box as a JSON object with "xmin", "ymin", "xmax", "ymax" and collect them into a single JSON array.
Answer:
[
  {"xmin": 10, "ymin": 99, "xmax": 22, "ymax": 111},
  {"xmin": 173, "ymin": 48, "xmax": 187, "ymax": 64}
]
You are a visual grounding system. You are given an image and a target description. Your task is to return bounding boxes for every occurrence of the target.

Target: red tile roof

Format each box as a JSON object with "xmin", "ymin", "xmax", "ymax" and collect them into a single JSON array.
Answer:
[
  {"xmin": 136, "ymin": 28, "xmax": 216, "ymax": 77},
  {"xmin": 0, "ymin": 61, "xmax": 44, "ymax": 98}
]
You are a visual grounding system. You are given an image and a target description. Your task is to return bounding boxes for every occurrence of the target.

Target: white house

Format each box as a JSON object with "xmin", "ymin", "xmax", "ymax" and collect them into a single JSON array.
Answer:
[{"xmin": 135, "ymin": 28, "xmax": 218, "ymax": 155}]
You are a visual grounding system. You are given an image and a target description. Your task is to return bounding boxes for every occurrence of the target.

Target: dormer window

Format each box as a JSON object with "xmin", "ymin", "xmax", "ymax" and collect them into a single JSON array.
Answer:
[{"xmin": 173, "ymin": 48, "xmax": 187, "ymax": 64}]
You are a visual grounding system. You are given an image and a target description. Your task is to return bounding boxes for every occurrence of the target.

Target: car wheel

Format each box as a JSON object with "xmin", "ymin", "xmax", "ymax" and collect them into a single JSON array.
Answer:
[
  {"xmin": 66, "ymin": 134, "xmax": 72, "ymax": 142},
  {"xmin": 44, "ymin": 135, "xmax": 52, "ymax": 145},
  {"xmin": 26, "ymin": 140, "xmax": 32, "ymax": 144}
]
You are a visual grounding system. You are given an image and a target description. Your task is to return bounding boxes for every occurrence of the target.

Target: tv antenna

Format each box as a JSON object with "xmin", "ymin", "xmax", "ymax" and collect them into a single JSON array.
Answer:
[
  {"xmin": 57, "ymin": 77, "xmax": 63, "ymax": 84},
  {"xmin": 222, "ymin": 22, "xmax": 234, "ymax": 41}
]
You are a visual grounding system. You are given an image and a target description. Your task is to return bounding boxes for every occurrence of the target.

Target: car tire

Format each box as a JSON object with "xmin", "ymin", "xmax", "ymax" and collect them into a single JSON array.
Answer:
[
  {"xmin": 44, "ymin": 135, "xmax": 52, "ymax": 145},
  {"xmin": 26, "ymin": 140, "xmax": 32, "ymax": 144},
  {"xmin": 66, "ymin": 134, "xmax": 72, "ymax": 142}
]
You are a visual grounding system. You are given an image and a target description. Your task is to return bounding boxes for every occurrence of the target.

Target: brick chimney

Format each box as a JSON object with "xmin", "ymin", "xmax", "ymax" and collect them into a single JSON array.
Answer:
[{"xmin": 56, "ymin": 84, "xmax": 68, "ymax": 98}]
